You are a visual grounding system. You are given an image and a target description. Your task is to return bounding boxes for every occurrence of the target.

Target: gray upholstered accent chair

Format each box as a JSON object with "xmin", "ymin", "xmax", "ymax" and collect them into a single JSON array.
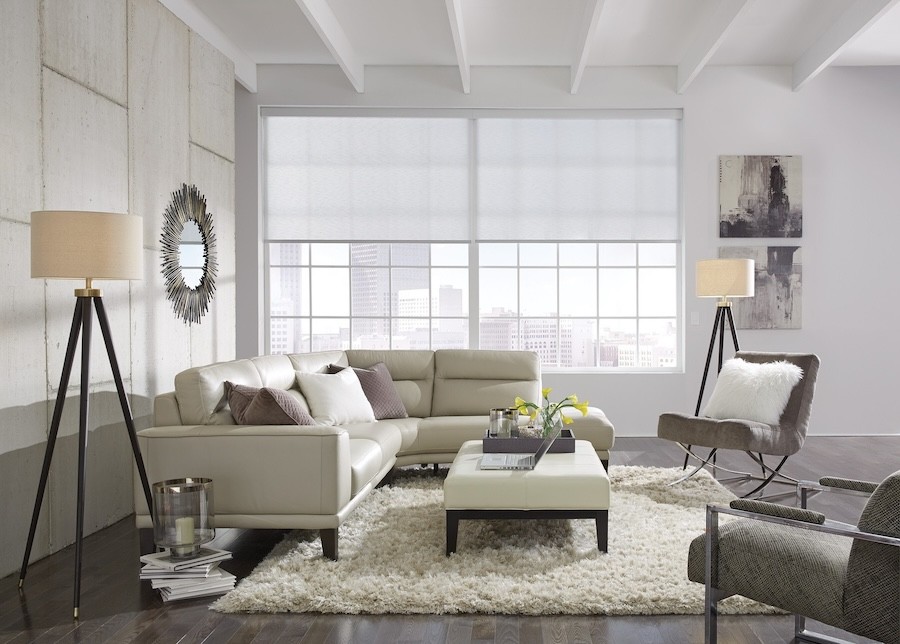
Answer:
[
  {"xmin": 658, "ymin": 351, "xmax": 820, "ymax": 497},
  {"xmin": 689, "ymin": 472, "xmax": 900, "ymax": 644}
]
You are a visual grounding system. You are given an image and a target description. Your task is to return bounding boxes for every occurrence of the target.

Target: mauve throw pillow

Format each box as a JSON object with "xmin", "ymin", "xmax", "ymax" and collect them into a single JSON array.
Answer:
[
  {"xmin": 327, "ymin": 362, "xmax": 408, "ymax": 420},
  {"xmin": 224, "ymin": 381, "xmax": 315, "ymax": 425}
]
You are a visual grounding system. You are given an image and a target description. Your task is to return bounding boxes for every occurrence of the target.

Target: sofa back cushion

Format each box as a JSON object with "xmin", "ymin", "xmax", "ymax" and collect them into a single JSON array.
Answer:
[
  {"xmin": 175, "ymin": 359, "xmax": 262, "ymax": 425},
  {"xmin": 431, "ymin": 350, "xmax": 540, "ymax": 416},
  {"xmin": 251, "ymin": 354, "xmax": 312, "ymax": 413},
  {"xmin": 347, "ymin": 350, "xmax": 435, "ymax": 418}
]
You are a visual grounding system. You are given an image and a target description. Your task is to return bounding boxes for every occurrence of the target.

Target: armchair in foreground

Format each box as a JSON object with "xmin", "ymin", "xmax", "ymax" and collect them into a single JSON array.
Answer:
[{"xmin": 689, "ymin": 471, "xmax": 900, "ymax": 644}]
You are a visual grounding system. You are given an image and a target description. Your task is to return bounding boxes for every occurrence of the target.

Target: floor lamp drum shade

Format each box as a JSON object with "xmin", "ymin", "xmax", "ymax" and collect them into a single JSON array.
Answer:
[
  {"xmin": 31, "ymin": 211, "xmax": 142, "ymax": 281},
  {"xmin": 696, "ymin": 258, "xmax": 754, "ymax": 300}
]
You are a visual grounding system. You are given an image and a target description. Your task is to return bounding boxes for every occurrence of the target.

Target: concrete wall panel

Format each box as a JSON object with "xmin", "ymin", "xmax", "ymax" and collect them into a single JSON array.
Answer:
[
  {"xmin": 0, "ymin": 221, "xmax": 49, "ymax": 451},
  {"xmin": 189, "ymin": 145, "xmax": 235, "ymax": 365},
  {"xmin": 190, "ymin": 33, "xmax": 235, "ymax": 162},
  {"xmin": 47, "ymin": 393, "xmax": 135, "ymax": 551},
  {"xmin": 42, "ymin": 69, "xmax": 128, "ymax": 213},
  {"xmin": 0, "ymin": 0, "xmax": 41, "ymax": 223},
  {"xmin": 0, "ymin": 1, "xmax": 234, "ymax": 580},
  {"xmin": 0, "ymin": 443, "xmax": 52, "ymax": 579},
  {"xmin": 41, "ymin": 0, "xmax": 128, "ymax": 105},
  {"xmin": 131, "ymin": 248, "xmax": 191, "ymax": 425},
  {"xmin": 44, "ymin": 280, "xmax": 132, "ymax": 399},
  {"xmin": 128, "ymin": 0, "xmax": 190, "ymax": 251}
]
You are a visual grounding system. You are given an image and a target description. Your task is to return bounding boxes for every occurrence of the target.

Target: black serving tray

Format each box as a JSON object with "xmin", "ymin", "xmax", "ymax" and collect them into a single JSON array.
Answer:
[{"xmin": 482, "ymin": 428, "xmax": 575, "ymax": 453}]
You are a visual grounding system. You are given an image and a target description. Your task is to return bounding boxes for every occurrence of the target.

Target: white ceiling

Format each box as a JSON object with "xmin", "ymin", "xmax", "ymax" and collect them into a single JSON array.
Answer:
[{"xmin": 163, "ymin": 0, "xmax": 900, "ymax": 94}]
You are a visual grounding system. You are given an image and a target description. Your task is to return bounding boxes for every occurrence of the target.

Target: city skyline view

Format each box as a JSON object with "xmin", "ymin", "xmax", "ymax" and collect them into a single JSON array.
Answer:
[{"xmin": 268, "ymin": 242, "xmax": 678, "ymax": 369}]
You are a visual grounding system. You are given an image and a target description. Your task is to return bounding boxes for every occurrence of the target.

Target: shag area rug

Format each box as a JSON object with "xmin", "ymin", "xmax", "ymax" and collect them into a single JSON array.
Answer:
[{"xmin": 213, "ymin": 466, "xmax": 774, "ymax": 616}]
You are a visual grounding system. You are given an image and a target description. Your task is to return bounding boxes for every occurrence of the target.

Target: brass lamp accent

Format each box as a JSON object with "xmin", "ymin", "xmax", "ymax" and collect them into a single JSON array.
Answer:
[{"xmin": 21, "ymin": 211, "xmax": 153, "ymax": 620}]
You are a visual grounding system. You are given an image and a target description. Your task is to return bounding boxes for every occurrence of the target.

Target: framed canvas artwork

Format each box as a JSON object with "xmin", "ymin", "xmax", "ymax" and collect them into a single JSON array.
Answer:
[
  {"xmin": 719, "ymin": 246, "xmax": 802, "ymax": 329},
  {"xmin": 719, "ymin": 155, "xmax": 802, "ymax": 238}
]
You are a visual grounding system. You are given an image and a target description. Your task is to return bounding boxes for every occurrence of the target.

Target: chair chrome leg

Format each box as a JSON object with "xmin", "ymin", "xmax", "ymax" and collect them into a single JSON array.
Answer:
[
  {"xmin": 705, "ymin": 505, "xmax": 720, "ymax": 644},
  {"xmin": 669, "ymin": 448, "xmax": 718, "ymax": 486},
  {"xmin": 794, "ymin": 614, "xmax": 856, "ymax": 644}
]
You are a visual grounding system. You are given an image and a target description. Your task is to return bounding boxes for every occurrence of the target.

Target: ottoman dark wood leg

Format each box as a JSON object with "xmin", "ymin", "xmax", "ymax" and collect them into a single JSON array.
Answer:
[
  {"xmin": 320, "ymin": 528, "xmax": 338, "ymax": 560},
  {"xmin": 595, "ymin": 510, "xmax": 608, "ymax": 552},
  {"xmin": 446, "ymin": 511, "xmax": 460, "ymax": 556}
]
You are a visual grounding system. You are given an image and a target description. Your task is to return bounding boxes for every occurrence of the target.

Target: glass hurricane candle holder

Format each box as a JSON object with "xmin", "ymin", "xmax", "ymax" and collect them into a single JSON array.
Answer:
[{"xmin": 152, "ymin": 477, "xmax": 215, "ymax": 559}]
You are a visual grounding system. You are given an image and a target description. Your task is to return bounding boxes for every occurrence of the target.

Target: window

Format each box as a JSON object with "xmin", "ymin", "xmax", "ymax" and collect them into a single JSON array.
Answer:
[{"xmin": 263, "ymin": 111, "xmax": 681, "ymax": 370}]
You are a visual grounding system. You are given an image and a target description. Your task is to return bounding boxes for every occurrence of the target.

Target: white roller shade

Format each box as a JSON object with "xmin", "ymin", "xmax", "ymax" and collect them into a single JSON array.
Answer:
[
  {"xmin": 265, "ymin": 117, "xmax": 470, "ymax": 241},
  {"xmin": 476, "ymin": 118, "xmax": 680, "ymax": 241}
]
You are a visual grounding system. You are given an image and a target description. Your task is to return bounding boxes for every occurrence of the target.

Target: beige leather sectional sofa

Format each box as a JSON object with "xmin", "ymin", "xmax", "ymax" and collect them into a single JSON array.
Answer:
[{"xmin": 134, "ymin": 349, "xmax": 615, "ymax": 559}]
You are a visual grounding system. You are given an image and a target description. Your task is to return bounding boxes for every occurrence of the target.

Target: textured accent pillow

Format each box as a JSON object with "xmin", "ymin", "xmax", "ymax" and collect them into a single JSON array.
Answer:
[
  {"xmin": 702, "ymin": 358, "xmax": 804, "ymax": 425},
  {"xmin": 224, "ymin": 381, "xmax": 315, "ymax": 425},
  {"xmin": 326, "ymin": 363, "xmax": 408, "ymax": 420},
  {"xmin": 295, "ymin": 368, "xmax": 376, "ymax": 425}
]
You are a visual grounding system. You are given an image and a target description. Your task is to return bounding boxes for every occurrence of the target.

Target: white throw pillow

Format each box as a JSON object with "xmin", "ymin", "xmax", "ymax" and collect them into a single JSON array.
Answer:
[
  {"xmin": 295, "ymin": 368, "xmax": 376, "ymax": 425},
  {"xmin": 702, "ymin": 358, "xmax": 804, "ymax": 425}
]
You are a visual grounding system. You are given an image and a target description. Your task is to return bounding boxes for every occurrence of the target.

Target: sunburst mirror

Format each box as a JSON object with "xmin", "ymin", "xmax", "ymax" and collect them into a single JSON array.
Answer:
[{"xmin": 160, "ymin": 183, "xmax": 217, "ymax": 324}]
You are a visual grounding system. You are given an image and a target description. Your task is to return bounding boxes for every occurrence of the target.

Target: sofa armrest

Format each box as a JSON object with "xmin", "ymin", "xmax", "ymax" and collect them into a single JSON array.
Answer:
[
  {"xmin": 153, "ymin": 391, "xmax": 182, "ymax": 426},
  {"xmin": 563, "ymin": 406, "xmax": 615, "ymax": 452},
  {"xmin": 134, "ymin": 424, "xmax": 352, "ymax": 518}
]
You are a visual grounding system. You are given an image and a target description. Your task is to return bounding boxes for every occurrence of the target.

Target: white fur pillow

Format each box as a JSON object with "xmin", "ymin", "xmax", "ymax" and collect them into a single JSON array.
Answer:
[
  {"xmin": 295, "ymin": 368, "xmax": 376, "ymax": 425},
  {"xmin": 702, "ymin": 358, "xmax": 804, "ymax": 425}
]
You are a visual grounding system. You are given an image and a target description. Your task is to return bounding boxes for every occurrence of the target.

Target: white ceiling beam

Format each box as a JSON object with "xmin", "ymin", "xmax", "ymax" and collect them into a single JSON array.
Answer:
[
  {"xmin": 295, "ymin": 0, "xmax": 364, "ymax": 93},
  {"xmin": 570, "ymin": 0, "xmax": 606, "ymax": 94},
  {"xmin": 159, "ymin": 0, "xmax": 258, "ymax": 93},
  {"xmin": 676, "ymin": 0, "xmax": 749, "ymax": 95},
  {"xmin": 792, "ymin": 0, "xmax": 900, "ymax": 91},
  {"xmin": 445, "ymin": 0, "xmax": 470, "ymax": 94}
]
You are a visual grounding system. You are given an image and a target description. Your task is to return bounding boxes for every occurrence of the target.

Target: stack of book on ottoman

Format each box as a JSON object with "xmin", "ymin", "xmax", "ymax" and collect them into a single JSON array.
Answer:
[{"xmin": 140, "ymin": 547, "xmax": 235, "ymax": 602}]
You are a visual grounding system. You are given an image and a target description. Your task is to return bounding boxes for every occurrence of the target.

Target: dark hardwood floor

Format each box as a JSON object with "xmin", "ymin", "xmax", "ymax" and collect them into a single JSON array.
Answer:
[{"xmin": 2, "ymin": 436, "xmax": 897, "ymax": 643}]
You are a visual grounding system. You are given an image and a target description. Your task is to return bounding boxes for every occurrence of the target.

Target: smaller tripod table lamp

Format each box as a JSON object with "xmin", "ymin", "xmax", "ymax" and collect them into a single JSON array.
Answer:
[{"xmin": 694, "ymin": 258, "xmax": 755, "ymax": 414}]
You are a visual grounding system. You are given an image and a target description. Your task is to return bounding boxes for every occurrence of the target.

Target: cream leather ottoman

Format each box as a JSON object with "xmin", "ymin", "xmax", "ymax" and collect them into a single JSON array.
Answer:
[{"xmin": 443, "ymin": 439, "xmax": 610, "ymax": 555}]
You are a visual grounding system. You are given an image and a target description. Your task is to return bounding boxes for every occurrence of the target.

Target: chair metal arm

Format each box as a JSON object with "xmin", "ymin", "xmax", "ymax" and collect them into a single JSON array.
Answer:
[
  {"xmin": 708, "ymin": 503, "xmax": 900, "ymax": 547},
  {"xmin": 796, "ymin": 479, "xmax": 874, "ymax": 509}
]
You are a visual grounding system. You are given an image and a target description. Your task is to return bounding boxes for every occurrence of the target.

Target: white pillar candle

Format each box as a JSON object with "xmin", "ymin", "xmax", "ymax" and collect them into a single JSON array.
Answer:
[{"xmin": 175, "ymin": 516, "xmax": 194, "ymax": 545}]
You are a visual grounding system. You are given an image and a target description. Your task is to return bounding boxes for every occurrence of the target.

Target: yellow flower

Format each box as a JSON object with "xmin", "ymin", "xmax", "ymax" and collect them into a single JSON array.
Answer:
[
  {"xmin": 562, "ymin": 415, "xmax": 574, "ymax": 425},
  {"xmin": 567, "ymin": 394, "xmax": 578, "ymax": 403},
  {"xmin": 541, "ymin": 387, "xmax": 552, "ymax": 398},
  {"xmin": 574, "ymin": 401, "xmax": 590, "ymax": 416},
  {"xmin": 514, "ymin": 396, "xmax": 526, "ymax": 408}
]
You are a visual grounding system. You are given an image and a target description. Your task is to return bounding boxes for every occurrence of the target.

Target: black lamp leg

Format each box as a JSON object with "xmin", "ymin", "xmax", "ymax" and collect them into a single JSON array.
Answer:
[
  {"xmin": 19, "ymin": 299, "xmax": 84, "ymax": 588},
  {"xmin": 94, "ymin": 297, "xmax": 153, "ymax": 511},
  {"xmin": 684, "ymin": 307, "xmax": 723, "ymax": 469},
  {"xmin": 73, "ymin": 297, "xmax": 93, "ymax": 620}
]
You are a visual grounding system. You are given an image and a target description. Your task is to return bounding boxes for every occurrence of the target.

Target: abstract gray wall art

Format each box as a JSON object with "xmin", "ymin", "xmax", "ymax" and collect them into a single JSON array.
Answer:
[
  {"xmin": 719, "ymin": 246, "xmax": 802, "ymax": 329},
  {"xmin": 719, "ymin": 155, "xmax": 802, "ymax": 238}
]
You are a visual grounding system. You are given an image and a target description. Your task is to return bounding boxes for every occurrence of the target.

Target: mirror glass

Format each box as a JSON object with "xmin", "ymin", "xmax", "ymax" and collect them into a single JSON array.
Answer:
[{"xmin": 178, "ymin": 220, "xmax": 204, "ymax": 289}]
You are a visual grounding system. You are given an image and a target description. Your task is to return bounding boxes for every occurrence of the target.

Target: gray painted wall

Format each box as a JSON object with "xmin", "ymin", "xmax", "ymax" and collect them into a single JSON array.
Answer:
[
  {"xmin": 235, "ymin": 64, "xmax": 900, "ymax": 439},
  {"xmin": 0, "ymin": 0, "xmax": 235, "ymax": 579}
]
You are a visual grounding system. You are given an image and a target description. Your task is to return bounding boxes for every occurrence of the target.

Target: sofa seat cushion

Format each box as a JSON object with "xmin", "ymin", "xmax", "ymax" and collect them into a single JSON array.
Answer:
[
  {"xmin": 404, "ymin": 416, "xmax": 489, "ymax": 455},
  {"xmin": 349, "ymin": 439, "xmax": 384, "ymax": 496},
  {"xmin": 387, "ymin": 417, "xmax": 421, "ymax": 452},
  {"xmin": 339, "ymin": 421, "xmax": 404, "ymax": 471}
]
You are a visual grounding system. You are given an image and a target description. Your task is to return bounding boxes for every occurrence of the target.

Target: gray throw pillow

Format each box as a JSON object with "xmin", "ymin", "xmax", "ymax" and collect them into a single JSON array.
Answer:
[
  {"xmin": 326, "ymin": 363, "xmax": 408, "ymax": 420},
  {"xmin": 224, "ymin": 381, "xmax": 315, "ymax": 425}
]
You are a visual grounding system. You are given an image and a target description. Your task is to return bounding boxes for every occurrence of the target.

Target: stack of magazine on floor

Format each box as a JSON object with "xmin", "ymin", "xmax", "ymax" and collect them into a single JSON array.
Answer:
[{"xmin": 140, "ymin": 547, "xmax": 235, "ymax": 602}]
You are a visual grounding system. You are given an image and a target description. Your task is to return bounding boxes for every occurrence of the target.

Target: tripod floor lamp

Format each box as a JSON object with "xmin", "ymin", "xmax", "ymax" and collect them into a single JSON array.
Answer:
[
  {"xmin": 20, "ymin": 211, "xmax": 154, "ymax": 619},
  {"xmin": 685, "ymin": 258, "xmax": 755, "ymax": 468}
]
